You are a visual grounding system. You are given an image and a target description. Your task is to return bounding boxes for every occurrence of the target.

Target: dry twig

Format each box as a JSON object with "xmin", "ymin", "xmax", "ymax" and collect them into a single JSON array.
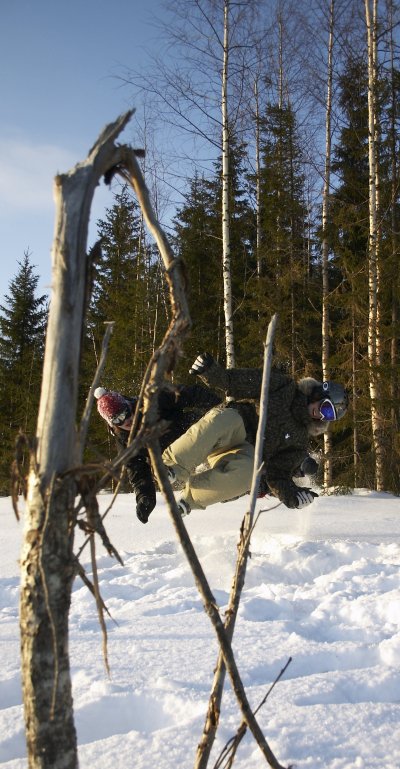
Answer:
[{"xmin": 195, "ymin": 314, "xmax": 280, "ymax": 769}]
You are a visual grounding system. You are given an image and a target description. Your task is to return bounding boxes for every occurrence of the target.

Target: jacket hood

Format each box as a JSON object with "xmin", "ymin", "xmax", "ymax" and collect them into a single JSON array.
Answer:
[{"xmin": 297, "ymin": 377, "xmax": 329, "ymax": 436}]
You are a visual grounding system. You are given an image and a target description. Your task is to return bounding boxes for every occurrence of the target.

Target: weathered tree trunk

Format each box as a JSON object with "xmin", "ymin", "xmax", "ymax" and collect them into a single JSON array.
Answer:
[{"xmin": 20, "ymin": 113, "xmax": 135, "ymax": 769}]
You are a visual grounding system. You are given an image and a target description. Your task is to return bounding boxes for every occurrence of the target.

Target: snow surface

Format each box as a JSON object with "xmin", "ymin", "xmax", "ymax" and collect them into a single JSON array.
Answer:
[{"xmin": 1, "ymin": 488, "xmax": 400, "ymax": 768}]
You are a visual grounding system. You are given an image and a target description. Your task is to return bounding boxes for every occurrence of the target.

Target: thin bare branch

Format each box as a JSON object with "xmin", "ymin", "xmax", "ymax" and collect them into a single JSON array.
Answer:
[
  {"xmin": 79, "ymin": 322, "xmax": 114, "ymax": 453},
  {"xmin": 195, "ymin": 314, "xmax": 279, "ymax": 769}
]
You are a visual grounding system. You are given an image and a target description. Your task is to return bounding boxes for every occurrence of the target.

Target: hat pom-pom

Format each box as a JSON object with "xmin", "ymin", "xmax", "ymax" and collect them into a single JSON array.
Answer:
[{"xmin": 94, "ymin": 387, "xmax": 108, "ymax": 400}]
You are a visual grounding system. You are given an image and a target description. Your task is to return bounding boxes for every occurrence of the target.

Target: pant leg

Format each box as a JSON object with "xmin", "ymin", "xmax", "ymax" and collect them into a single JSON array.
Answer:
[
  {"xmin": 181, "ymin": 441, "xmax": 255, "ymax": 509},
  {"xmin": 162, "ymin": 406, "xmax": 247, "ymax": 484}
]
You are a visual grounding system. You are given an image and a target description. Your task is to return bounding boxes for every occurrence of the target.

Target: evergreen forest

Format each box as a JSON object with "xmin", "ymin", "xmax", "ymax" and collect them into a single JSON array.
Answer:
[{"xmin": 0, "ymin": 0, "xmax": 399, "ymax": 496}]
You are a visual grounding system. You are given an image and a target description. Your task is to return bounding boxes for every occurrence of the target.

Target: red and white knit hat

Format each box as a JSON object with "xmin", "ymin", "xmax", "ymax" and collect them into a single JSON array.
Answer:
[{"xmin": 94, "ymin": 387, "xmax": 131, "ymax": 426}]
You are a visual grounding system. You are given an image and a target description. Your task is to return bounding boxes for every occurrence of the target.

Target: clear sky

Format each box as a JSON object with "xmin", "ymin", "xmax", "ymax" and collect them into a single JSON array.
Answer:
[{"xmin": 0, "ymin": 0, "xmax": 166, "ymax": 302}]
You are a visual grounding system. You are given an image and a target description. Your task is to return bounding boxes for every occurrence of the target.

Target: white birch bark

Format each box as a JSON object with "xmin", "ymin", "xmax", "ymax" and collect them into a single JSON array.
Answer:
[
  {"xmin": 387, "ymin": 0, "xmax": 399, "ymax": 431},
  {"xmin": 254, "ymin": 76, "xmax": 262, "ymax": 278},
  {"xmin": 322, "ymin": 0, "xmax": 335, "ymax": 488},
  {"xmin": 365, "ymin": 0, "xmax": 384, "ymax": 489},
  {"xmin": 222, "ymin": 0, "xmax": 235, "ymax": 367}
]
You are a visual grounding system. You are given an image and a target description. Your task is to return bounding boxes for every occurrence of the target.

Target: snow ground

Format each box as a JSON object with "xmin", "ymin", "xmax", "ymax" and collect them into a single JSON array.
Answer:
[{"xmin": 1, "ymin": 489, "xmax": 400, "ymax": 768}]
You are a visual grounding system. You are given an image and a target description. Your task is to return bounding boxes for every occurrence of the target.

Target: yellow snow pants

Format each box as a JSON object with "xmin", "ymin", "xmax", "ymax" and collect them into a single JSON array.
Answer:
[{"xmin": 162, "ymin": 406, "xmax": 254, "ymax": 509}]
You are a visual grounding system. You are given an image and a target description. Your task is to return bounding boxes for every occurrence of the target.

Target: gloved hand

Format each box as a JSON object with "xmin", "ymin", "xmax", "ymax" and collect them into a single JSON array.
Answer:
[
  {"xmin": 189, "ymin": 352, "xmax": 214, "ymax": 376},
  {"xmin": 295, "ymin": 488, "xmax": 318, "ymax": 509},
  {"xmin": 281, "ymin": 485, "xmax": 318, "ymax": 509},
  {"xmin": 136, "ymin": 494, "xmax": 156, "ymax": 524}
]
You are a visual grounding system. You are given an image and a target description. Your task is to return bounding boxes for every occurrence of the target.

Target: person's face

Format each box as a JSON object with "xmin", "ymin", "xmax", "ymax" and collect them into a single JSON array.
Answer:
[
  {"xmin": 118, "ymin": 415, "xmax": 133, "ymax": 431},
  {"xmin": 308, "ymin": 401, "xmax": 322, "ymax": 420},
  {"xmin": 308, "ymin": 398, "xmax": 337, "ymax": 421}
]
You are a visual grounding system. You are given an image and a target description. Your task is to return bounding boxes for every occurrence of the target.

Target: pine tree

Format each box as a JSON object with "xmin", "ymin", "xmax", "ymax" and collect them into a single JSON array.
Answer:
[
  {"xmin": 173, "ymin": 172, "xmax": 224, "ymax": 370},
  {"xmin": 328, "ymin": 56, "xmax": 370, "ymax": 488},
  {"xmin": 329, "ymin": 52, "xmax": 400, "ymax": 492},
  {"xmin": 0, "ymin": 252, "xmax": 47, "ymax": 493},
  {"xmin": 245, "ymin": 101, "xmax": 318, "ymax": 374},
  {"xmin": 173, "ymin": 141, "xmax": 256, "ymax": 377},
  {"xmin": 81, "ymin": 186, "xmax": 165, "ymax": 468},
  {"xmin": 85, "ymin": 186, "xmax": 163, "ymax": 390}
]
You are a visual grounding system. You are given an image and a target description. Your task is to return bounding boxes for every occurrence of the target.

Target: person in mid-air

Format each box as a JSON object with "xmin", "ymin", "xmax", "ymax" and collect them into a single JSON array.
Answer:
[{"xmin": 162, "ymin": 353, "xmax": 348, "ymax": 516}]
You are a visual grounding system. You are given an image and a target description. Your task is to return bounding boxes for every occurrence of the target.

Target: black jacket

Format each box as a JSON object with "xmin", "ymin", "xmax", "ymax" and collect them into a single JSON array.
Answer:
[
  {"xmin": 111, "ymin": 384, "xmax": 221, "ymax": 512},
  {"xmin": 196, "ymin": 360, "xmax": 327, "ymax": 508}
]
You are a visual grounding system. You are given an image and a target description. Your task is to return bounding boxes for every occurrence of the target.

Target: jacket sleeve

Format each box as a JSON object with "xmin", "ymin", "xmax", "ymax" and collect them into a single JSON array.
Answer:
[
  {"xmin": 174, "ymin": 383, "xmax": 221, "ymax": 410},
  {"xmin": 113, "ymin": 429, "xmax": 156, "ymax": 504},
  {"xmin": 126, "ymin": 451, "xmax": 156, "ymax": 505},
  {"xmin": 195, "ymin": 358, "xmax": 261, "ymax": 398},
  {"xmin": 197, "ymin": 358, "xmax": 290, "ymax": 400}
]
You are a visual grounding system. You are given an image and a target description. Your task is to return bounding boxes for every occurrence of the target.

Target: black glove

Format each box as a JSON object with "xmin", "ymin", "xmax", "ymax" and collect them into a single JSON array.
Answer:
[
  {"xmin": 281, "ymin": 486, "xmax": 318, "ymax": 509},
  {"xmin": 136, "ymin": 494, "xmax": 156, "ymax": 524},
  {"xmin": 294, "ymin": 488, "xmax": 318, "ymax": 509},
  {"xmin": 189, "ymin": 352, "xmax": 214, "ymax": 376}
]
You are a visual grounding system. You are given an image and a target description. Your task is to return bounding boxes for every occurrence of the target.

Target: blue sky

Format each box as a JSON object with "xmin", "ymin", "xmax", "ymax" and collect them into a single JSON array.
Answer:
[{"xmin": 0, "ymin": 0, "xmax": 167, "ymax": 302}]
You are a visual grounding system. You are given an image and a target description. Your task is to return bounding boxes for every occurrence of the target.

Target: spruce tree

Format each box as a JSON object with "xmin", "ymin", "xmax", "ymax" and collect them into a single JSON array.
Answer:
[
  {"xmin": 329, "ymin": 53, "xmax": 400, "ymax": 492},
  {"xmin": 0, "ymin": 252, "xmax": 47, "ymax": 494},
  {"xmin": 81, "ymin": 186, "xmax": 164, "ymax": 468},
  {"xmin": 173, "ymin": 172, "xmax": 224, "ymax": 370},
  {"xmin": 173, "ymin": 141, "xmax": 256, "ymax": 377},
  {"xmin": 85, "ymin": 186, "xmax": 163, "ymax": 392},
  {"xmin": 245, "ymin": 102, "xmax": 318, "ymax": 374}
]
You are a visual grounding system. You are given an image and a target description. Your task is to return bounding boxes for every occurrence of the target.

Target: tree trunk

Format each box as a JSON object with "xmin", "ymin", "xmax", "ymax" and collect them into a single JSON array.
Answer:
[
  {"xmin": 222, "ymin": 0, "xmax": 235, "ymax": 367},
  {"xmin": 322, "ymin": 0, "xmax": 335, "ymax": 487},
  {"xmin": 387, "ymin": 0, "xmax": 399, "ymax": 435},
  {"xmin": 254, "ymin": 76, "xmax": 262, "ymax": 279},
  {"xmin": 365, "ymin": 0, "xmax": 385, "ymax": 490},
  {"xmin": 20, "ymin": 113, "xmax": 133, "ymax": 769},
  {"xmin": 352, "ymin": 307, "xmax": 360, "ymax": 487}
]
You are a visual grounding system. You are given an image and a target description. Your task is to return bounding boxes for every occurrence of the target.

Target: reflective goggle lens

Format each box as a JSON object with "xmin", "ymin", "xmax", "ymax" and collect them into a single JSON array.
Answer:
[{"xmin": 319, "ymin": 399, "xmax": 336, "ymax": 421}]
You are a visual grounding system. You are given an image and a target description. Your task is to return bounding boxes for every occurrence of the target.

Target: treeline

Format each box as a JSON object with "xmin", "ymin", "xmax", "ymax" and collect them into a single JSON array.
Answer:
[{"xmin": 0, "ymin": 0, "xmax": 399, "ymax": 494}]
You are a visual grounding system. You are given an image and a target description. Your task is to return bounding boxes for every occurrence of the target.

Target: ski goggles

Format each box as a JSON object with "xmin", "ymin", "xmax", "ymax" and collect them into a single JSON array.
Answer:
[
  {"xmin": 110, "ymin": 407, "xmax": 131, "ymax": 426},
  {"xmin": 318, "ymin": 398, "xmax": 337, "ymax": 421}
]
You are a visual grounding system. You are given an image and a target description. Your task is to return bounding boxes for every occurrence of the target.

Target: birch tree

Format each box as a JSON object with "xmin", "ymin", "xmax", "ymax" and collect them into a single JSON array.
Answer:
[
  {"xmin": 221, "ymin": 0, "xmax": 234, "ymax": 365},
  {"xmin": 321, "ymin": 0, "xmax": 335, "ymax": 487},
  {"xmin": 365, "ymin": 0, "xmax": 385, "ymax": 489},
  {"xmin": 385, "ymin": 0, "xmax": 400, "ymax": 440},
  {"xmin": 123, "ymin": 0, "xmax": 261, "ymax": 365}
]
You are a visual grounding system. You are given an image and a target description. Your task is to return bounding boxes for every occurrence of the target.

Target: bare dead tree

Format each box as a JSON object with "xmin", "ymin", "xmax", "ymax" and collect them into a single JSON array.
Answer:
[
  {"xmin": 213, "ymin": 656, "xmax": 292, "ymax": 769},
  {"xmin": 149, "ymin": 446, "xmax": 287, "ymax": 769},
  {"xmin": 19, "ymin": 110, "xmax": 191, "ymax": 769},
  {"xmin": 195, "ymin": 314, "xmax": 279, "ymax": 769},
  {"xmin": 20, "ymin": 112, "xmax": 288, "ymax": 769},
  {"xmin": 20, "ymin": 113, "xmax": 131, "ymax": 769}
]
